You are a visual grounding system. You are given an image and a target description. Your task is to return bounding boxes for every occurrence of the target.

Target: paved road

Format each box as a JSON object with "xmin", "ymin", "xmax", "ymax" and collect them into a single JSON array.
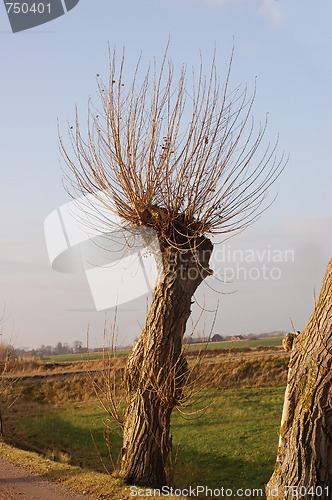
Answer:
[{"xmin": 0, "ymin": 458, "xmax": 93, "ymax": 500}]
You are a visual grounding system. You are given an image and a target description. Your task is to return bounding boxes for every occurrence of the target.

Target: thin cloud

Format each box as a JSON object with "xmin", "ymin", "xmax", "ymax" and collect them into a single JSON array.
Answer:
[
  {"xmin": 258, "ymin": 0, "xmax": 285, "ymax": 28},
  {"xmin": 192, "ymin": 0, "xmax": 285, "ymax": 29}
]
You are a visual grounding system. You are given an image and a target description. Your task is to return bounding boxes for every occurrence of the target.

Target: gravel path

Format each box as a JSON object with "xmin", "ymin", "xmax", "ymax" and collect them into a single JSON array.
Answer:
[{"xmin": 0, "ymin": 458, "xmax": 94, "ymax": 500}]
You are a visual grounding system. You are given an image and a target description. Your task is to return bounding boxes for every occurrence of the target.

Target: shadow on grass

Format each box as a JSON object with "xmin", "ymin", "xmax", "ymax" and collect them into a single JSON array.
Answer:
[
  {"xmin": 6, "ymin": 406, "xmax": 123, "ymax": 473},
  {"xmin": 172, "ymin": 440, "xmax": 274, "ymax": 494},
  {"xmin": 6, "ymin": 386, "xmax": 284, "ymax": 495}
]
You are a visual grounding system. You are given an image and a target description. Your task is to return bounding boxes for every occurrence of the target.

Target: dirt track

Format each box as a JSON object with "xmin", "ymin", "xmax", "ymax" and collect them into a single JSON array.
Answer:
[{"xmin": 0, "ymin": 458, "xmax": 93, "ymax": 500}]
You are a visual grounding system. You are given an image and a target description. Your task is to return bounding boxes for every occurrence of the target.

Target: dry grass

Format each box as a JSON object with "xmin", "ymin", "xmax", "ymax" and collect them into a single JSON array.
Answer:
[
  {"xmin": 190, "ymin": 354, "xmax": 288, "ymax": 389},
  {"xmin": 4, "ymin": 349, "xmax": 289, "ymax": 408},
  {"xmin": 0, "ymin": 441, "xmax": 146, "ymax": 499}
]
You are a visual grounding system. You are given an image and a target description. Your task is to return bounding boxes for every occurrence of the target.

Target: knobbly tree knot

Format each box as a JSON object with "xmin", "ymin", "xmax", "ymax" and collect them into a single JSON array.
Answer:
[{"xmin": 282, "ymin": 331, "xmax": 299, "ymax": 352}]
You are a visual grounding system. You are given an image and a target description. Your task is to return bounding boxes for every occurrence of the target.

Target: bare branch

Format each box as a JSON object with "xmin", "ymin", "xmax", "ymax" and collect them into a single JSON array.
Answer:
[{"xmin": 59, "ymin": 45, "xmax": 287, "ymax": 252}]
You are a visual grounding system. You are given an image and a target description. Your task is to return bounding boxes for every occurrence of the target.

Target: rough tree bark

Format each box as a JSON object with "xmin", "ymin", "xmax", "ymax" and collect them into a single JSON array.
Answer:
[
  {"xmin": 266, "ymin": 258, "xmax": 332, "ymax": 499},
  {"xmin": 120, "ymin": 237, "xmax": 213, "ymax": 488}
]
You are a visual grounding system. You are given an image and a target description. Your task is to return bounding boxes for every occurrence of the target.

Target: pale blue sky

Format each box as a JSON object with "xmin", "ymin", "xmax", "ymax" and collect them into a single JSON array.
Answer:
[{"xmin": 0, "ymin": 0, "xmax": 331, "ymax": 348}]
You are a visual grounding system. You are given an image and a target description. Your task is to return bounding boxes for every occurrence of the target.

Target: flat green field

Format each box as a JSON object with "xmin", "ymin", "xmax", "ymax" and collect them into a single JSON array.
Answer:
[
  {"xmin": 41, "ymin": 350, "xmax": 129, "ymax": 363},
  {"xmin": 10, "ymin": 386, "xmax": 285, "ymax": 495},
  {"xmin": 41, "ymin": 337, "xmax": 283, "ymax": 363},
  {"xmin": 186, "ymin": 337, "xmax": 283, "ymax": 351}
]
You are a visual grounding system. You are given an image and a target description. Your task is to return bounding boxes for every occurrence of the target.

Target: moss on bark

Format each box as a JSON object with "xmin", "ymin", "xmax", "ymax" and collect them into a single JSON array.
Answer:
[{"xmin": 267, "ymin": 258, "xmax": 332, "ymax": 499}]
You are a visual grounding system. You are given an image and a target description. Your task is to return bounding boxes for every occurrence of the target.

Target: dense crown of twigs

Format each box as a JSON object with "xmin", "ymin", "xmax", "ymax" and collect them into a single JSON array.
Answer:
[{"xmin": 60, "ymin": 46, "xmax": 286, "ymax": 251}]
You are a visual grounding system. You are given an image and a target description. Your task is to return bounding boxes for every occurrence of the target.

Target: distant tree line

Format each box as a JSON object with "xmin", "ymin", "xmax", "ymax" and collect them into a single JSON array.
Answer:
[
  {"xmin": 3, "ymin": 330, "xmax": 287, "ymax": 358},
  {"xmin": 13, "ymin": 340, "xmax": 87, "ymax": 359}
]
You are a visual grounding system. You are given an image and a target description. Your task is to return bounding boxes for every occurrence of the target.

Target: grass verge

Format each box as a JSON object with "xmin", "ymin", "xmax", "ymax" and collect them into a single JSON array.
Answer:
[
  {"xmin": 0, "ymin": 440, "xmax": 133, "ymax": 499},
  {"xmin": 5, "ymin": 386, "xmax": 285, "ymax": 498}
]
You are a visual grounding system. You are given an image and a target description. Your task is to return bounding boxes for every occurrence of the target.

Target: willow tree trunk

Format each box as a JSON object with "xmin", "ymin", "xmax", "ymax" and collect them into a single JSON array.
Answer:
[
  {"xmin": 267, "ymin": 258, "xmax": 332, "ymax": 499},
  {"xmin": 120, "ymin": 238, "xmax": 213, "ymax": 488}
]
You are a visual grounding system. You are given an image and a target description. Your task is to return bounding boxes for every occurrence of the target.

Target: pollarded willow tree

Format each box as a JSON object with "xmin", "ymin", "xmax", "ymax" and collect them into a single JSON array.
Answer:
[
  {"xmin": 267, "ymin": 258, "xmax": 332, "ymax": 499},
  {"xmin": 59, "ymin": 46, "xmax": 286, "ymax": 488}
]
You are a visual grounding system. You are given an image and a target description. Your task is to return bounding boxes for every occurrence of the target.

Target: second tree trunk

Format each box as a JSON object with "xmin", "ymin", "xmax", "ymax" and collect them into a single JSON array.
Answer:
[{"xmin": 267, "ymin": 258, "xmax": 332, "ymax": 499}]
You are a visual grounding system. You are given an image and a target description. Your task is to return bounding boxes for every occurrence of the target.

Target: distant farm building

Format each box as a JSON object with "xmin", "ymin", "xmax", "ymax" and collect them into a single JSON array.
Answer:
[
  {"xmin": 211, "ymin": 334, "xmax": 224, "ymax": 342},
  {"xmin": 211, "ymin": 334, "xmax": 244, "ymax": 342}
]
